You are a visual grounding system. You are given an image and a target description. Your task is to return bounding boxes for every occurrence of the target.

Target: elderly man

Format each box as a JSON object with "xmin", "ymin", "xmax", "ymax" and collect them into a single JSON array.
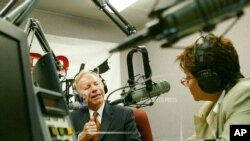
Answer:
[{"xmin": 69, "ymin": 70, "xmax": 141, "ymax": 141}]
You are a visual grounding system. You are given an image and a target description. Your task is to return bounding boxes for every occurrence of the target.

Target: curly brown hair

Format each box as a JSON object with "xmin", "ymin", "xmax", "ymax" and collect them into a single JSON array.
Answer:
[{"xmin": 176, "ymin": 33, "xmax": 244, "ymax": 91}]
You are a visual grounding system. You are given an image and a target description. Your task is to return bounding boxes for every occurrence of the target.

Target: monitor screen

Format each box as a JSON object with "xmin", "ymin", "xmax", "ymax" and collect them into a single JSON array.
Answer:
[{"xmin": 0, "ymin": 19, "xmax": 43, "ymax": 141}]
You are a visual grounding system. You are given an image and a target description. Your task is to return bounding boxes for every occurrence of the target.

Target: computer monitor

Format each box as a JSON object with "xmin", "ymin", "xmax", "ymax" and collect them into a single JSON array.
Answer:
[
  {"xmin": 32, "ymin": 52, "xmax": 70, "ymax": 117},
  {"xmin": 32, "ymin": 52, "xmax": 63, "ymax": 93},
  {"xmin": 0, "ymin": 19, "xmax": 43, "ymax": 141},
  {"xmin": 0, "ymin": 19, "xmax": 76, "ymax": 141}
]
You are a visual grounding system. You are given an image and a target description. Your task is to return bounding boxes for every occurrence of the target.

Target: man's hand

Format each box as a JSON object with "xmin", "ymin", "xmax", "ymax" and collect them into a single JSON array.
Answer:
[{"xmin": 79, "ymin": 118, "xmax": 98, "ymax": 141}]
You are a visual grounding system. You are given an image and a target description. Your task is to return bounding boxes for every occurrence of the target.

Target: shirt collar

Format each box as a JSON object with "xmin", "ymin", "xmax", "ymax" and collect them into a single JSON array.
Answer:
[
  {"xmin": 212, "ymin": 90, "xmax": 225, "ymax": 113},
  {"xmin": 89, "ymin": 102, "xmax": 105, "ymax": 122}
]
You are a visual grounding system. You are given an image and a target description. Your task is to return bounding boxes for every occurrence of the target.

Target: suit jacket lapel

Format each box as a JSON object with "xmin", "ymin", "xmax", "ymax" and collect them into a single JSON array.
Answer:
[
  {"xmin": 206, "ymin": 110, "xmax": 218, "ymax": 137},
  {"xmin": 193, "ymin": 101, "xmax": 217, "ymax": 138},
  {"xmin": 99, "ymin": 103, "xmax": 114, "ymax": 141},
  {"xmin": 72, "ymin": 107, "xmax": 90, "ymax": 136},
  {"xmin": 82, "ymin": 107, "xmax": 90, "ymax": 125}
]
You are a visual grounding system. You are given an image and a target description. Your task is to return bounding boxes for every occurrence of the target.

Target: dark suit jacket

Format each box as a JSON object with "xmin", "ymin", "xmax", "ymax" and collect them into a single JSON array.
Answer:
[{"xmin": 69, "ymin": 102, "xmax": 141, "ymax": 141}]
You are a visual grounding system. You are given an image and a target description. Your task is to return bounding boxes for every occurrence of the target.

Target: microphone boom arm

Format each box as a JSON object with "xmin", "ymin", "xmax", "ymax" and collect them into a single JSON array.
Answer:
[
  {"xmin": 0, "ymin": 0, "xmax": 18, "ymax": 17},
  {"xmin": 92, "ymin": 0, "xmax": 137, "ymax": 36},
  {"xmin": 109, "ymin": 0, "xmax": 250, "ymax": 52},
  {"xmin": 3, "ymin": 0, "xmax": 38, "ymax": 26},
  {"xmin": 25, "ymin": 18, "xmax": 61, "ymax": 70},
  {"xmin": 127, "ymin": 47, "xmax": 152, "ymax": 91}
]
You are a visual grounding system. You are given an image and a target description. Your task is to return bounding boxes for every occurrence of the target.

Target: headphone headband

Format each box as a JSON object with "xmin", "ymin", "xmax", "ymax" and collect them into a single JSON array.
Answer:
[{"xmin": 192, "ymin": 34, "xmax": 222, "ymax": 93}]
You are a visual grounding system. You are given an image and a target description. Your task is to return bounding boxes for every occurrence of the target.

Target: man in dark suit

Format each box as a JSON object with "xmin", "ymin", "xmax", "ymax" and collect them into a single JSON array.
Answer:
[{"xmin": 69, "ymin": 70, "xmax": 141, "ymax": 141}]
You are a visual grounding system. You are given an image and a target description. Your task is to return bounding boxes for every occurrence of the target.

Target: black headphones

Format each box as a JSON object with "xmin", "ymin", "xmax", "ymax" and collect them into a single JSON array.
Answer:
[
  {"xmin": 193, "ymin": 35, "xmax": 222, "ymax": 93},
  {"xmin": 72, "ymin": 71, "xmax": 108, "ymax": 103},
  {"xmin": 97, "ymin": 73, "xmax": 108, "ymax": 94}
]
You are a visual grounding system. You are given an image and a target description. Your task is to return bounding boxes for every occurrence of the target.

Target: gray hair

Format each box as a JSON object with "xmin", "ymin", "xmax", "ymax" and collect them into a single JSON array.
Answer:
[{"xmin": 73, "ymin": 70, "xmax": 103, "ymax": 95}]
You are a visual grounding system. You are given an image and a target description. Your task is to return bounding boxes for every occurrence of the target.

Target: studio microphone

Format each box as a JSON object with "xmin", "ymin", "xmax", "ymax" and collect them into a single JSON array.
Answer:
[
  {"xmin": 110, "ymin": 81, "xmax": 170, "ymax": 106},
  {"xmin": 68, "ymin": 103, "xmax": 81, "ymax": 110},
  {"xmin": 68, "ymin": 102, "xmax": 86, "ymax": 110},
  {"xmin": 109, "ymin": 0, "xmax": 250, "ymax": 53}
]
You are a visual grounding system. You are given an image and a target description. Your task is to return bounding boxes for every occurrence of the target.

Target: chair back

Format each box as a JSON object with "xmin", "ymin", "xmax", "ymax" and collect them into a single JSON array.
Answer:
[{"xmin": 132, "ymin": 108, "xmax": 153, "ymax": 141}]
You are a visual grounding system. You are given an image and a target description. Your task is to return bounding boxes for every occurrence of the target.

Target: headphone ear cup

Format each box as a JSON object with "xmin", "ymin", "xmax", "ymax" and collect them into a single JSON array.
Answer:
[
  {"xmin": 72, "ymin": 84, "xmax": 84, "ymax": 102},
  {"xmin": 196, "ymin": 69, "xmax": 221, "ymax": 93},
  {"xmin": 75, "ymin": 94, "xmax": 83, "ymax": 103},
  {"xmin": 193, "ymin": 35, "xmax": 222, "ymax": 93}
]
